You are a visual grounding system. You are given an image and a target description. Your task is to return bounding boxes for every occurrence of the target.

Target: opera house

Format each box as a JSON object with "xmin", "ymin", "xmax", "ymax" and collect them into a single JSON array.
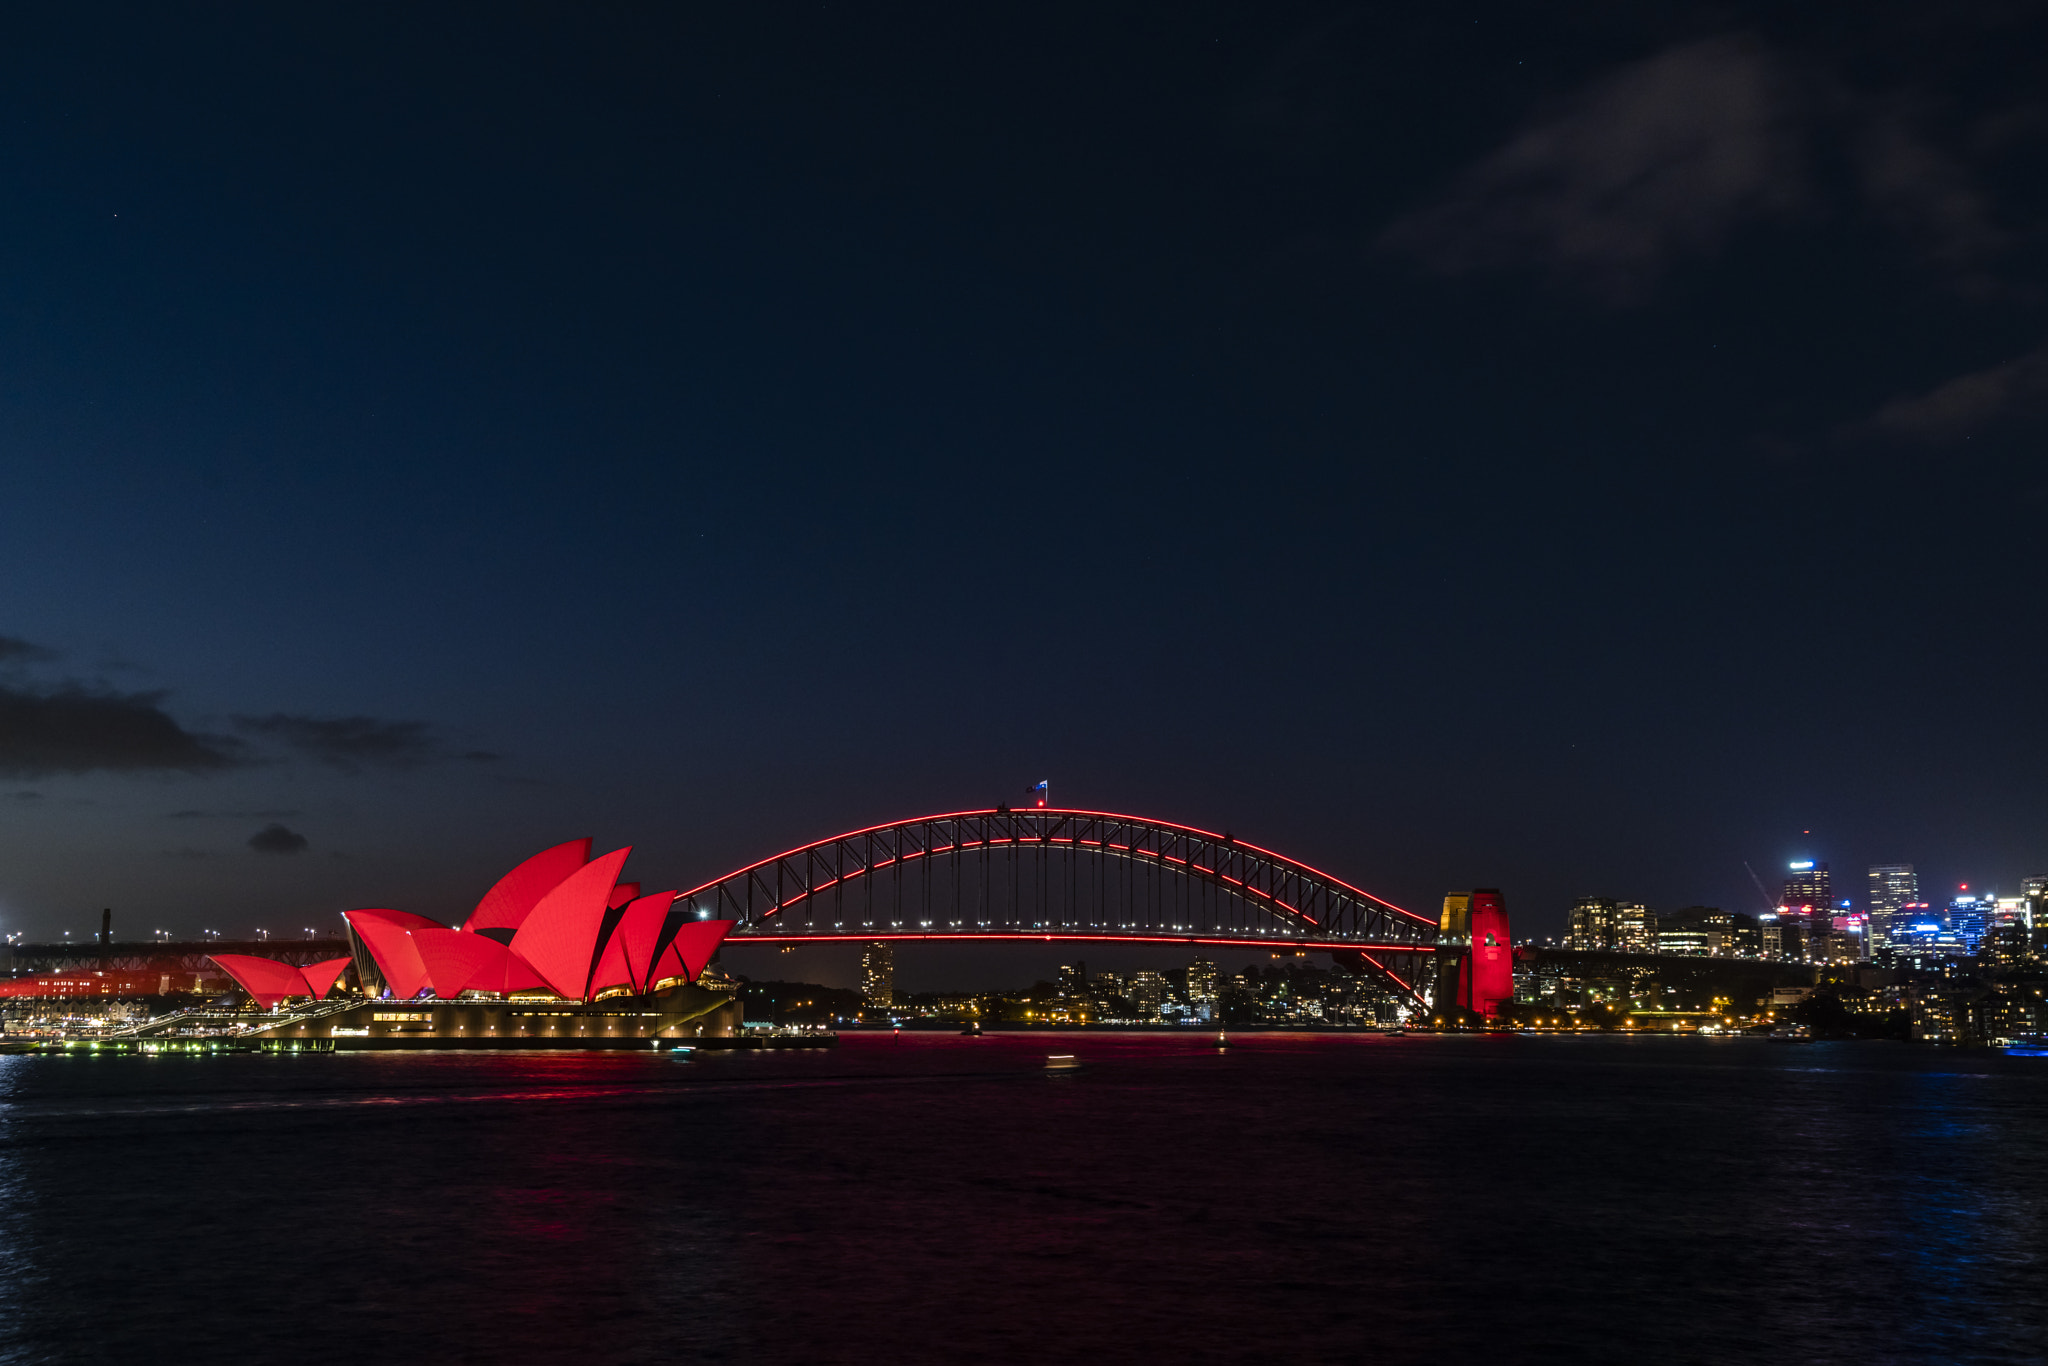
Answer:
[{"xmin": 207, "ymin": 839, "xmax": 740, "ymax": 1048}]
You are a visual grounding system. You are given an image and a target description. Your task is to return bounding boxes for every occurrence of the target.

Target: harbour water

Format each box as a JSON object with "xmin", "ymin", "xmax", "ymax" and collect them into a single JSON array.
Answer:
[{"xmin": 0, "ymin": 1033, "xmax": 2041, "ymax": 1364}]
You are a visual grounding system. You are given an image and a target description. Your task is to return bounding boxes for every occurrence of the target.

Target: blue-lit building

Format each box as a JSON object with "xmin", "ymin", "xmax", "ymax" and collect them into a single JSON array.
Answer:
[{"xmin": 1949, "ymin": 895, "xmax": 1992, "ymax": 954}]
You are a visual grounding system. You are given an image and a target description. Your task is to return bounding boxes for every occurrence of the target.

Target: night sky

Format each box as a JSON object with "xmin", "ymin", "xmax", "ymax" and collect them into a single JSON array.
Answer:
[{"xmin": 2, "ymin": 4, "xmax": 2044, "ymax": 985}]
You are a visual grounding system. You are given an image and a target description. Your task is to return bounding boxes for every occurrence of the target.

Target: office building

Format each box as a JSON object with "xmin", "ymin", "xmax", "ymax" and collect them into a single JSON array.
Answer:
[
  {"xmin": 1867, "ymin": 864, "xmax": 1918, "ymax": 952},
  {"xmin": 1658, "ymin": 908, "xmax": 1741, "ymax": 957},
  {"xmin": 1783, "ymin": 861, "xmax": 1832, "ymax": 914},
  {"xmin": 1949, "ymin": 895, "xmax": 1991, "ymax": 955},
  {"xmin": 1771, "ymin": 860, "xmax": 1831, "ymax": 960}
]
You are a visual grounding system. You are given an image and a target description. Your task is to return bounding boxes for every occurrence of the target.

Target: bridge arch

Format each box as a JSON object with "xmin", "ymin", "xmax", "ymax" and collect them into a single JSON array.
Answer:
[{"xmin": 673, "ymin": 808, "xmax": 1437, "ymax": 1001}]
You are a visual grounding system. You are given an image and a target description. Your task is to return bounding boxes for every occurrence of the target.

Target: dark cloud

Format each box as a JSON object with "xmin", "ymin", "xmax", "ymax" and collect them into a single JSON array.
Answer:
[
  {"xmin": 14, "ymin": 790, "xmax": 42, "ymax": 802},
  {"xmin": 458, "ymin": 750, "xmax": 500, "ymax": 764},
  {"xmin": 1380, "ymin": 37, "xmax": 1807, "ymax": 304},
  {"xmin": 0, "ymin": 636, "xmax": 58, "ymax": 665},
  {"xmin": 1854, "ymin": 105, "xmax": 2008, "ymax": 284},
  {"xmin": 233, "ymin": 713, "xmax": 438, "ymax": 770},
  {"xmin": 1380, "ymin": 34, "xmax": 2012, "ymax": 304},
  {"xmin": 169, "ymin": 807, "xmax": 303, "ymax": 820},
  {"xmin": 0, "ymin": 684, "xmax": 243, "ymax": 778},
  {"xmin": 1858, "ymin": 341, "xmax": 2048, "ymax": 442},
  {"xmin": 247, "ymin": 823, "xmax": 309, "ymax": 855}
]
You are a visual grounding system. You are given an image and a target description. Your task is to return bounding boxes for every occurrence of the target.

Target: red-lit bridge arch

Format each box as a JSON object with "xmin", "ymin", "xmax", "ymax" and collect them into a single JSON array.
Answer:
[{"xmin": 682, "ymin": 809, "xmax": 1438, "ymax": 1002}]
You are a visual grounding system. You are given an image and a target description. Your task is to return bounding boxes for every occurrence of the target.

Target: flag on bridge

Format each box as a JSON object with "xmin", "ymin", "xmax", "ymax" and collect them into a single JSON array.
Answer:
[{"xmin": 1028, "ymin": 780, "xmax": 1049, "ymax": 808}]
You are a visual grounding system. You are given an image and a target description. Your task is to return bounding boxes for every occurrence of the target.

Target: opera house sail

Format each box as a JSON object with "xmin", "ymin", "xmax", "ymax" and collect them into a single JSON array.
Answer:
[{"xmin": 201, "ymin": 838, "xmax": 740, "ymax": 1047}]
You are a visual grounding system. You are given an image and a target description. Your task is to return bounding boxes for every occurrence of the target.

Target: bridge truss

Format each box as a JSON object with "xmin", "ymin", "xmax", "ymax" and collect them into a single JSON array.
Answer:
[{"xmin": 680, "ymin": 809, "xmax": 1438, "ymax": 1003}]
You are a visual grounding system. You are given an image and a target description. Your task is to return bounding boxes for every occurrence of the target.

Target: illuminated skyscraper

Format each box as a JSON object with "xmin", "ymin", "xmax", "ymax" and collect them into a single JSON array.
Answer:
[
  {"xmin": 859, "ymin": 941, "xmax": 894, "ymax": 1010},
  {"xmin": 1867, "ymin": 864, "xmax": 1918, "ymax": 952},
  {"xmin": 1782, "ymin": 861, "xmax": 1831, "ymax": 915},
  {"xmin": 1949, "ymin": 895, "xmax": 1990, "ymax": 954},
  {"xmin": 1777, "ymin": 861, "xmax": 1831, "ymax": 961}
]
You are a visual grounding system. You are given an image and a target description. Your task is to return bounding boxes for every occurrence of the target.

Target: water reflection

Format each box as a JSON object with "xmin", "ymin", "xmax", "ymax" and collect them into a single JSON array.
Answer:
[{"xmin": 0, "ymin": 1038, "xmax": 2037, "ymax": 1364}]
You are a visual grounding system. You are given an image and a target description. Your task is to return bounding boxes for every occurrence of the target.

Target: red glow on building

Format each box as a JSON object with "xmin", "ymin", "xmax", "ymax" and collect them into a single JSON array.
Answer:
[{"xmin": 0, "ymin": 967, "xmax": 198, "ymax": 999}]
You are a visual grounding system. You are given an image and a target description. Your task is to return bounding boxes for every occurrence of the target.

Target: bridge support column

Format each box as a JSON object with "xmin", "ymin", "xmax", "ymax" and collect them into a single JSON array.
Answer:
[
  {"xmin": 1434, "ymin": 894, "xmax": 1469, "ymax": 1016},
  {"xmin": 1458, "ymin": 889, "xmax": 1512, "ymax": 1019}
]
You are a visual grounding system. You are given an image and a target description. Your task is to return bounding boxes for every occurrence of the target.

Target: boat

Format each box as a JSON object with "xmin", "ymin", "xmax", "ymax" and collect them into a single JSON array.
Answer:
[
  {"xmin": 960, "ymin": 1021, "xmax": 983, "ymax": 1036},
  {"xmin": 1045, "ymin": 1054, "xmax": 1081, "ymax": 1071}
]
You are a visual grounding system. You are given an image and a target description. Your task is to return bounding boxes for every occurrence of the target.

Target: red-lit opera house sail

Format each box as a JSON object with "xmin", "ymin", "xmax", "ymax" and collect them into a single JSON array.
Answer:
[
  {"xmin": 343, "ymin": 908, "xmax": 444, "ymax": 1000},
  {"xmin": 650, "ymin": 919, "xmax": 737, "ymax": 987},
  {"xmin": 508, "ymin": 847, "xmax": 633, "ymax": 999},
  {"xmin": 409, "ymin": 927, "xmax": 547, "ymax": 997},
  {"xmin": 209, "ymin": 953, "xmax": 314, "ymax": 1010},
  {"xmin": 324, "ymin": 840, "xmax": 733, "ymax": 1004},
  {"xmin": 300, "ymin": 955, "xmax": 353, "ymax": 1000},
  {"xmin": 591, "ymin": 891, "xmax": 676, "ymax": 993},
  {"xmin": 463, "ymin": 837, "xmax": 592, "ymax": 935}
]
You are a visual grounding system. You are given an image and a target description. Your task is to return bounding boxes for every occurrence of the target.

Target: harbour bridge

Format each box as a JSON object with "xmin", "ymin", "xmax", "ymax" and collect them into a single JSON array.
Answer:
[
  {"xmin": 3, "ymin": 807, "xmax": 1448, "ymax": 1011},
  {"xmin": 678, "ymin": 807, "xmax": 1441, "ymax": 1005}
]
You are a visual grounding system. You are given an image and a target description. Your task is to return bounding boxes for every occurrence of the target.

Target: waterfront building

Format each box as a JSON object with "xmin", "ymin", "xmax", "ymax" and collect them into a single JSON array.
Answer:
[
  {"xmin": 1567, "ymin": 898, "xmax": 1618, "ymax": 951},
  {"xmin": 1128, "ymin": 970, "xmax": 1166, "ymax": 1021},
  {"xmin": 859, "ymin": 942, "xmax": 894, "ymax": 1010},
  {"xmin": 1185, "ymin": 959, "xmax": 1219, "ymax": 1021},
  {"xmin": 1867, "ymin": 864, "xmax": 1918, "ymax": 952}
]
